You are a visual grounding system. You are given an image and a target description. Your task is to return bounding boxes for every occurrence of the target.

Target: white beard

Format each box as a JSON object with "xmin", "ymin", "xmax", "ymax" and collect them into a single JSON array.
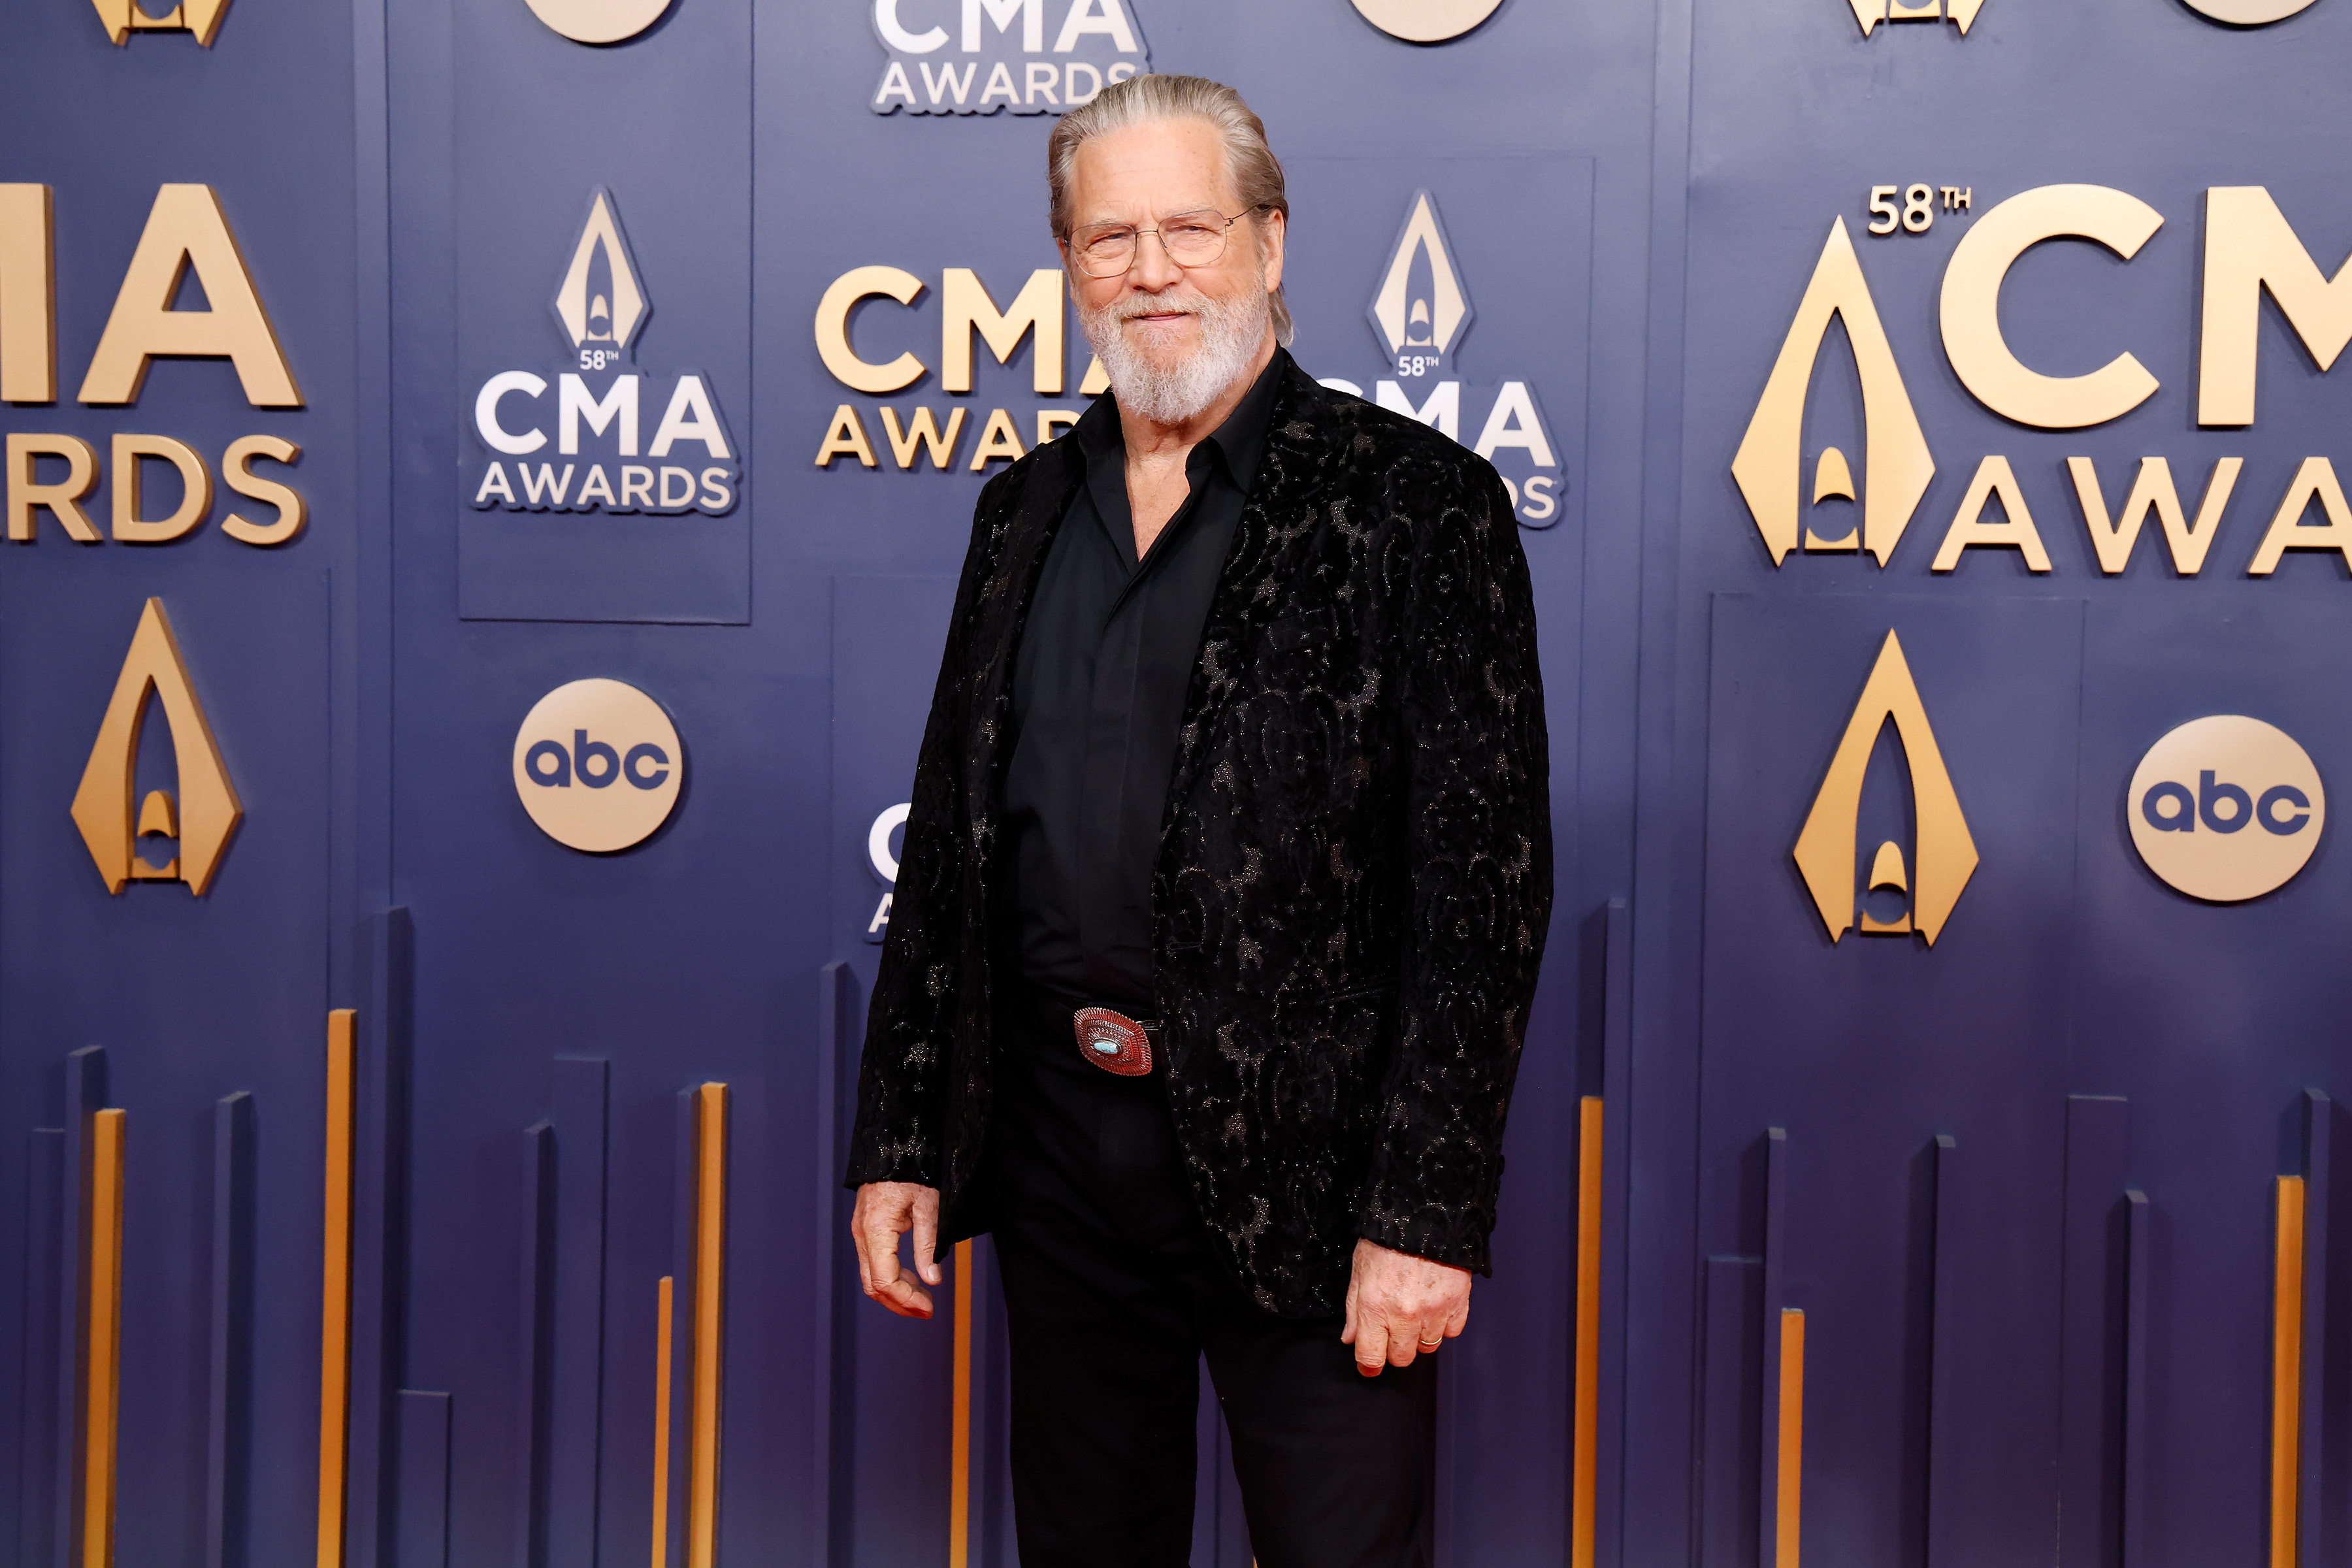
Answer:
[{"xmin": 1079, "ymin": 279, "xmax": 1271, "ymax": 425}]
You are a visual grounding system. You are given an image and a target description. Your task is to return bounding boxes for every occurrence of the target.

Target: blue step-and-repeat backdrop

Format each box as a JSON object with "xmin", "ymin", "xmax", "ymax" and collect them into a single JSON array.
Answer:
[{"xmin": 1, "ymin": 0, "xmax": 2347, "ymax": 1563}]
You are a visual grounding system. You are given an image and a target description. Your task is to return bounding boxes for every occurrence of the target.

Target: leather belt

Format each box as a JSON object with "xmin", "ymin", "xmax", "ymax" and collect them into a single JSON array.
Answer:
[{"xmin": 1071, "ymin": 1005, "xmax": 1160, "ymax": 1077}]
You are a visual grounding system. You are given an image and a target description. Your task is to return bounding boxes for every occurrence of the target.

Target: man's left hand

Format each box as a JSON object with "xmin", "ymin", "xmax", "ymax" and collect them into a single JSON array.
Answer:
[{"xmin": 1341, "ymin": 1238, "xmax": 1472, "ymax": 1375}]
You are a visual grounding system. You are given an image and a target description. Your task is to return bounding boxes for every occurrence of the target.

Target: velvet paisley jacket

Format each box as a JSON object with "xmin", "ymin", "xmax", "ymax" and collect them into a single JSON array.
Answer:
[{"xmin": 845, "ymin": 361, "xmax": 1553, "ymax": 1317}]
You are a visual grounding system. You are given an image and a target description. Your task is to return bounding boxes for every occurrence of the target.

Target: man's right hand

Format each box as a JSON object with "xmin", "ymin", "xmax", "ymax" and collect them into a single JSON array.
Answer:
[{"xmin": 851, "ymin": 1181, "xmax": 943, "ymax": 1318}]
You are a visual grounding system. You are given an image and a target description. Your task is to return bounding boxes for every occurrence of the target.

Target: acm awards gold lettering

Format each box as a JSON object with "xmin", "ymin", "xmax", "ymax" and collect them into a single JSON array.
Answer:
[
  {"xmin": 1939, "ymin": 185, "xmax": 2163, "ymax": 429},
  {"xmin": 0, "ymin": 186, "xmax": 54, "ymax": 404},
  {"xmin": 812, "ymin": 263, "xmax": 1104, "ymax": 472},
  {"xmin": 1793, "ymin": 632, "xmax": 1977, "ymax": 946},
  {"xmin": 71, "ymin": 599, "xmax": 242, "ymax": 896},
  {"xmin": 80, "ymin": 185, "xmax": 299, "ymax": 408},
  {"xmin": 90, "ymin": 0, "xmax": 231, "ymax": 46},
  {"xmin": 0, "ymin": 185, "xmax": 308, "ymax": 546},
  {"xmin": 1740, "ymin": 185, "xmax": 2352, "ymax": 578}
]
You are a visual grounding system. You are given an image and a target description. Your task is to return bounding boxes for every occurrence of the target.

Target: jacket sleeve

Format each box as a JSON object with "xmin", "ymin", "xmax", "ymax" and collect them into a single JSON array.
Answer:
[
  {"xmin": 1354, "ymin": 453, "xmax": 1554, "ymax": 1273},
  {"xmin": 843, "ymin": 479, "xmax": 1008, "ymax": 1190}
]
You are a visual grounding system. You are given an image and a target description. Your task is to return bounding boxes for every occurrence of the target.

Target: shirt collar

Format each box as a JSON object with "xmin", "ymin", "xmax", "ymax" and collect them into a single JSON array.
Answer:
[{"xmin": 1073, "ymin": 346, "xmax": 1289, "ymax": 494}]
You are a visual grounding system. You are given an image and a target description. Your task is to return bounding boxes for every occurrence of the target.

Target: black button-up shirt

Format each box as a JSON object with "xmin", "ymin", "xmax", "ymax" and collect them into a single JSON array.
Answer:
[{"xmin": 1004, "ymin": 350, "xmax": 1286, "ymax": 1015}]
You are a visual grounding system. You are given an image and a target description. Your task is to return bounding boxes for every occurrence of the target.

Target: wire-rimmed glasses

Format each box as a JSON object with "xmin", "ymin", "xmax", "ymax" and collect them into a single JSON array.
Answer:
[{"xmin": 1065, "ymin": 205, "xmax": 1269, "ymax": 278}]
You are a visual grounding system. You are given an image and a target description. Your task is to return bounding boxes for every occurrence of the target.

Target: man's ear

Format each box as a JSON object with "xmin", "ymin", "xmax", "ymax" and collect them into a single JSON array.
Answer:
[{"xmin": 1258, "ymin": 208, "xmax": 1286, "ymax": 293}]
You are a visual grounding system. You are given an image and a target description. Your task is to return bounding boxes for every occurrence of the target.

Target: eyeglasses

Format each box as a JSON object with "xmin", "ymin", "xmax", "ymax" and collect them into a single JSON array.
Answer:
[{"xmin": 1065, "ymin": 205, "xmax": 1269, "ymax": 278}]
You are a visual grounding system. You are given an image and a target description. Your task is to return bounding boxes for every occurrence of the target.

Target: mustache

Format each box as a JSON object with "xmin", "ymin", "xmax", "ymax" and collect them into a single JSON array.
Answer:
[{"xmin": 1103, "ymin": 289, "xmax": 1201, "ymax": 322}]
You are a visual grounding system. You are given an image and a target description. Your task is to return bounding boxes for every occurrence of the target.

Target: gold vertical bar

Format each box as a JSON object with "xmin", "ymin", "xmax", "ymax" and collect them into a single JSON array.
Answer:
[
  {"xmin": 0, "ymin": 184, "xmax": 56, "ymax": 404},
  {"xmin": 1776, "ymin": 1308, "xmax": 1805, "ymax": 1568},
  {"xmin": 651, "ymin": 1275, "xmax": 674, "ymax": 1568},
  {"xmin": 318, "ymin": 1010, "xmax": 357, "ymax": 1568},
  {"xmin": 1571, "ymin": 1096, "xmax": 1603, "ymax": 1568},
  {"xmin": 2271, "ymin": 1175, "xmax": 2306, "ymax": 1568},
  {"xmin": 949, "ymin": 1238, "xmax": 975, "ymax": 1568},
  {"xmin": 688, "ymin": 1084, "xmax": 727, "ymax": 1568},
  {"xmin": 82, "ymin": 1109, "xmax": 125, "ymax": 1568}
]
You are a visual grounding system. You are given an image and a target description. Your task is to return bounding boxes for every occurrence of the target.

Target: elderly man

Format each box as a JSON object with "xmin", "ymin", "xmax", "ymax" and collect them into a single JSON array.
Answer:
[{"xmin": 846, "ymin": 73, "xmax": 1552, "ymax": 1567}]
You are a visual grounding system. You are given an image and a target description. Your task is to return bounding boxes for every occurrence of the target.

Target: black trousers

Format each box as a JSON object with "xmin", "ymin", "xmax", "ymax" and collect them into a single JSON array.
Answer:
[{"xmin": 987, "ymin": 988, "xmax": 1436, "ymax": 1568}]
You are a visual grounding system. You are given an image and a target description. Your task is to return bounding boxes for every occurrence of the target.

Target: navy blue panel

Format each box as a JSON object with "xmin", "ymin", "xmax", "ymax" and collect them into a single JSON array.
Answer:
[
  {"xmin": 2123, "ymin": 1188, "xmax": 2153, "ymax": 1568},
  {"xmin": 2067, "ymin": 598, "xmax": 2352, "ymax": 1554},
  {"xmin": 206, "ymin": 1090, "xmax": 255, "ymax": 1568},
  {"xmin": 813, "ymin": 962, "xmax": 857, "ymax": 1568},
  {"xmin": 548, "ymin": 1057, "xmax": 610, "ymax": 1568},
  {"xmin": 0, "ymin": 0, "xmax": 372, "ymax": 1550},
  {"xmin": 1701, "ymin": 593, "xmax": 2086, "ymax": 1565},
  {"xmin": 516, "ymin": 1120, "xmax": 557, "ymax": 1567},
  {"xmin": 1924, "ymin": 1134, "xmax": 1960, "ymax": 1568},
  {"xmin": 1699, "ymin": 1255, "xmax": 1764, "ymax": 1568},
  {"xmin": 12, "ymin": 1129, "xmax": 63, "ymax": 1568},
  {"xmin": 0, "ymin": 568, "xmax": 333, "ymax": 1568},
  {"xmin": 395, "ymin": 1388, "xmax": 453, "ymax": 1568},
  {"xmin": 2060, "ymin": 1094, "xmax": 2131, "ymax": 1568},
  {"xmin": 451, "ymin": 0, "xmax": 751, "ymax": 623}
]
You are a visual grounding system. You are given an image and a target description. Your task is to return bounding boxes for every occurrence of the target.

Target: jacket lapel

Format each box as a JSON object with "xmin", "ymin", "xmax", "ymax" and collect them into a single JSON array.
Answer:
[{"xmin": 1162, "ymin": 363, "xmax": 1342, "ymax": 817}]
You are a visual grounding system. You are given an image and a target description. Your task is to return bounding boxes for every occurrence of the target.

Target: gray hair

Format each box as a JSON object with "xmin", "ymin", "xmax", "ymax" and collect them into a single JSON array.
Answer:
[{"xmin": 1047, "ymin": 74, "xmax": 1294, "ymax": 348}]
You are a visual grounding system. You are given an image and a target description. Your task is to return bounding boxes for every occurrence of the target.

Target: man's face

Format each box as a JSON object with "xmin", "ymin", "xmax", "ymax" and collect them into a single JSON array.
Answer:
[{"xmin": 1060, "ymin": 117, "xmax": 1286, "ymax": 376}]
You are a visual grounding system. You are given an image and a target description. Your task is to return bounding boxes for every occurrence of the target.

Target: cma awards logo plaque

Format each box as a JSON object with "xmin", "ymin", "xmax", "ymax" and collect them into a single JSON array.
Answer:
[
  {"xmin": 470, "ymin": 189, "xmax": 740, "ymax": 522},
  {"xmin": 869, "ymin": 0, "xmax": 1148, "ymax": 116},
  {"xmin": 73, "ymin": 600, "xmax": 242, "ymax": 897},
  {"xmin": 1322, "ymin": 191, "xmax": 1565, "ymax": 529}
]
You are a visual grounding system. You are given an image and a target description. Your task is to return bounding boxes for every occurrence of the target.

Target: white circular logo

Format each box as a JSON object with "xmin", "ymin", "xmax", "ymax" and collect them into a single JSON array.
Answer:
[
  {"xmin": 512, "ymin": 679, "xmax": 683, "ymax": 853},
  {"xmin": 522, "ymin": 0, "xmax": 674, "ymax": 44},
  {"xmin": 2127, "ymin": 715, "xmax": 2324, "ymax": 902},
  {"xmin": 2178, "ymin": 0, "xmax": 2317, "ymax": 25},
  {"xmin": 1348, "ymin": 0, "xmax": 1507, "ymax": 41},
  {"xmin": 868, "ymin": 802, "xmax": 910, "ymax": 883}
]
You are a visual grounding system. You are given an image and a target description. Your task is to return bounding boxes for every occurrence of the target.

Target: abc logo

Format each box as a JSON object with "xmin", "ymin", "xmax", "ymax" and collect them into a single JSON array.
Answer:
[
  {"xmin": 512, "ymin": 679, "xmax": 683, "ymax": 853},
  {"xmin": 1348, "ymin": 0, "xmax": 1507, "ymax": 41},
  {"xmin": 521, "ymin": 0, "xmax": 674, "ymax": 44},
  {"xmin": 2180, "ymin": 0, "xmax": 2317, "ymax": 26},
  {"xmin": 2127, "ymin": 715, "xmax": 2325, "ymax": 903}
]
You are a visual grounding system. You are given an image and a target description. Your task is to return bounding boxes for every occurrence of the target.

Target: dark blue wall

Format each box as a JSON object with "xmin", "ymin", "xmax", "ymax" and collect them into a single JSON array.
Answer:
[{"xmin": 1, "ymin": 0, "xmax": 2345, "ymax": 1563}]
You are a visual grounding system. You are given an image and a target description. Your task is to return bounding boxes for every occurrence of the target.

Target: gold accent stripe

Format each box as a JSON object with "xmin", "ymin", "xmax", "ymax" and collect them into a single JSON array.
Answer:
[
  {"xmin": 2271, "ymin": 1175, "xmax": 2306, "ymax": 1568},
  {"xmin": 82, "ymin": 1108, "xmax": 125, "ymax": 1568},
  {"xmin": 318, "ymin": 1009, "xmax": 357, "ymax": 1568},
  {"xmin": 1777, "ymin": 1308, "xmax": 1805, "ymax": 1568},
  {"xmin": 689, "ymin": 1084, "xmax": 727, "ymax": 1568},
  {"xmin": 949, "ymin": 1238, "xmax": 975, "ymax": 1568},
  {"xmin": 1571, "ymin": 1096, "xmax": 1603, "ymax": 1568},
  {"xmin": 652, "ymin": 1275, "xmax": 674, "ymax": 1568}
]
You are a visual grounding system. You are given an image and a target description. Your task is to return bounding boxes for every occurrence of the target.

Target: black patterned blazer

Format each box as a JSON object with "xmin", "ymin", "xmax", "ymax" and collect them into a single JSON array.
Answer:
[{"xmin": 845, "ymin": 360, "xmax": 1554, "ymax": 1316}]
